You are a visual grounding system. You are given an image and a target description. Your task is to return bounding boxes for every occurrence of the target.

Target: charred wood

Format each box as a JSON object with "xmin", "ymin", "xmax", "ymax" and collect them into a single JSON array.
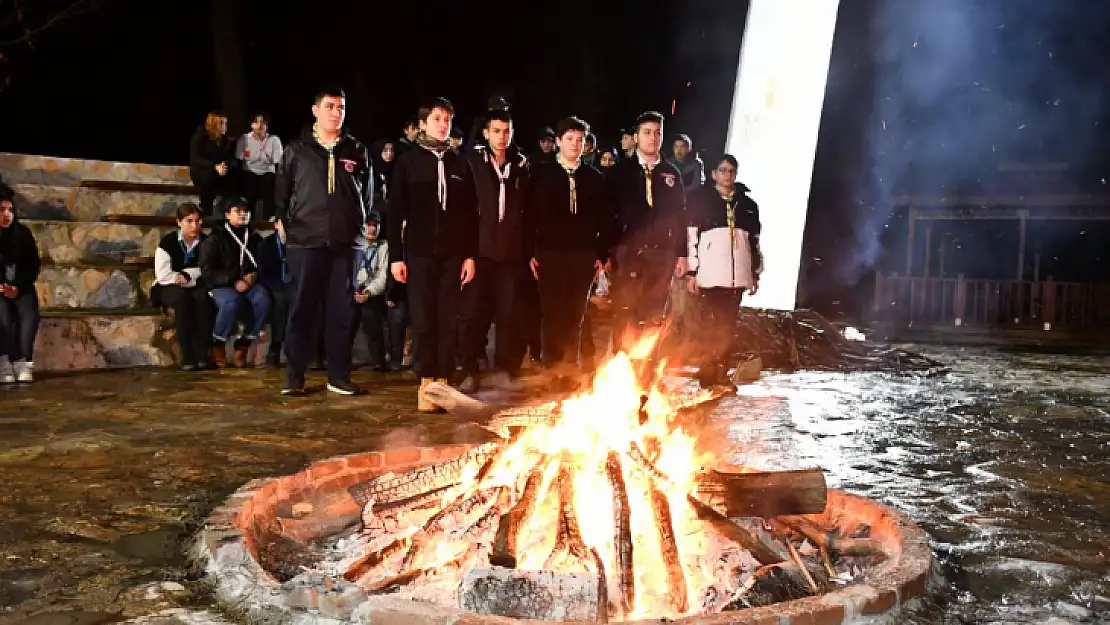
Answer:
[
  {"xmin": 604, "ymin": 451, "xmax": 635, "ymax": 616},
  {"xmin": 347, "ymin": 442, "xmax": 501, "ymax": 507},
  {"xmin": 490, "ymin": 458, "xmax": 549, "ymax": 568},
  {"xmin": 694, "ymin": 468, "xmax": 827, "ymax": 517}
]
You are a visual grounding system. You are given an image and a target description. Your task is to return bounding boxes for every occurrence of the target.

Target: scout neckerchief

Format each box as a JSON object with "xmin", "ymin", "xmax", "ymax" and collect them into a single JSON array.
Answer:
[
  {"xmin": 557, "ymin": 154, "xmax": 580, "ymax": 214},
  {"xmin": 417, "ymin": 133, "xmax": 450, "ymax": 210},
  {"xmin": 178, "ymin": 230, "xmax": 200, "ymax": 266},
  {"xmin": 313, "ymin": 124, "xmax": 340, "ymax": 194},
  {"xmin": 720, "ymin": 187, "xmax": 737, "ymax": 247},
  {"xmin": 637, "ymin": 151, "xmax": 657, "ymax": 207},
  {"xmin": 486, "ymin": 148, "xmax": 512, "ymax": 222}
]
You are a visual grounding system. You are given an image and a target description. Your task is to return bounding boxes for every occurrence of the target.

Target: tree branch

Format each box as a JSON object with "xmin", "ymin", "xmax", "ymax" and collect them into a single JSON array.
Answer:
[{"xmin": 0, "ymin": 0, "xmax": 94, "ymax": 47}]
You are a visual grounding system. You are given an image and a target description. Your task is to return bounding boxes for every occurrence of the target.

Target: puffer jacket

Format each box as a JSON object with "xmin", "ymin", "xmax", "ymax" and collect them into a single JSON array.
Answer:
[{"xmin": 686, "ymin": 183, "xmax": 762, "ymax": 289}]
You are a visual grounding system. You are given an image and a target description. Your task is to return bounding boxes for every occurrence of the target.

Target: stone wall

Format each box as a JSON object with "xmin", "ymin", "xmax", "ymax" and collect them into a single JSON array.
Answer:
[
  {"xmin": 35, "ymin": 315, "xmax": 173, "ymax": 371},
  {"xmin": 12, "ymin": 183, "xmax": 197, "ymax": 221},
  {"xmin": 0, "ymin": 152, "xmax": 191, "ymax": 187}
]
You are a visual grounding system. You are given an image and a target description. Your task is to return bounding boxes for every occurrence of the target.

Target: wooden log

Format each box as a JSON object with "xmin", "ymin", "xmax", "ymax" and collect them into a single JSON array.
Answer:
[
  {"xmin": 694, "ymin": 468, "xmax": 828, "ymax": 518},
  {"xmin": 604, "ymin": 451, "xmax": 635, "ymax": 616},
  {"xmin": 588, "ymin": 547, "xmax": 610, "ymax": 623},
  {"xmin": 686, "ymin": 495, "xmax": 787, "ymax": 566},
  {"xmin": 545, "ymin": 463, "xmax": 591, "ymax": 569},
  {"xmin": 490, "ymin": 458, "xmax": 548, "ymax": 568},
  {"xmin": 401, "ymin": 487, "xmax": 505, "ymax": 570},
  {"xmin": 771, "ymin": 515, "xmax": 888, "ymax": 559},
  {"xmin": 342, "ymin": 537, "xmax": 409, "ymax": 583},
  {"xmin": 459, "ymin": 568, "xmax": 601, "ymax": 621},
  {"xmin": 649, "ymin": 481, "xmax": 688, "ymax": 613},
  {"xmin": 347, "ymin": 442, "xmax": 501, "ymax": 507}
]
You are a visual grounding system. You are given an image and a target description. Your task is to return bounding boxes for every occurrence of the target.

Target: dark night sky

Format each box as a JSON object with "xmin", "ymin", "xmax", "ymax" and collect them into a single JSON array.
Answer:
[{"xmin": 3, "ymin": 0, "xmax": 1110, "ymax": 316}]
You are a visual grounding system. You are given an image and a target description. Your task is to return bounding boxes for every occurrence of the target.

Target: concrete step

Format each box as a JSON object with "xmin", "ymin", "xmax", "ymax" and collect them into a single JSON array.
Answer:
[
  {"xmin": 11, "ymin": 183, "xmax": 198, "ymax": 221},
  {"xmin": 35, "ymin": 310, "xmax": 173, "ymax": 372},
  {"xmin": 25, "ymin": 220, "xmax": 171, "ymax": 264},
  {"xmin": 36, "ymin": 263, "xmax": 152, "ymax": 310},
  {"xmin": 1, "ymin": 152, "xmax": 190, "ymax": 187}
]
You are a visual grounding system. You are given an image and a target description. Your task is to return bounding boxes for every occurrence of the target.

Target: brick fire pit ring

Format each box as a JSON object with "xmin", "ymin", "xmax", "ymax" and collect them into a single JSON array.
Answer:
[{"xmin": 194, "ymin": 446, "xmax": 935, "ymax": 624}]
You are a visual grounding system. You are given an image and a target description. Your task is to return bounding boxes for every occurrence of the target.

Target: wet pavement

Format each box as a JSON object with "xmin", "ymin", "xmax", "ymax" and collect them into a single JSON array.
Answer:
[{"xmin": 0, "ymin": 347, "xmax": 1108, "ymax": 624}]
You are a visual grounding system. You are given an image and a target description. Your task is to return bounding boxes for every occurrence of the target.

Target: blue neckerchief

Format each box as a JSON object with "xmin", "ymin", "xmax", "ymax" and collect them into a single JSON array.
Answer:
[
  {"xmin": 275, "ymin": 237, "xmax": 289, "ymax": 284},
  {"xmin": 178, "ymin": 230, "xmax": 199, "ymax": 266}
]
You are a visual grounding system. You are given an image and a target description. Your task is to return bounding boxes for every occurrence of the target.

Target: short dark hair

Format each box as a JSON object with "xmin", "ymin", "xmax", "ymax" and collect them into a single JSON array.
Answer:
[
  {"xmin": 486, "ymin": 109, "xmax": 513, "ymax": 127},
  {"xmin": 418, "ymin": 97, "xmax": 455, "ymax": 123},
  {"xmin": 634, "ymin": 110, "xmax": 665, "ymax": 132},
  {"xmin": 716, "ymin": 154, "xmax": 739, "ymax": 171},
  {"xmin": 621, "ymin": 127, "xmax": 635, "ymax": 138},
  {"xmin": 175, "ymin": 202, "xmax": 201, "ymax": 221},
  {"xmin": 585, "ymin": 133, "xmax": 597, "ymax": 145},
  {"xmin": 674, "ymin": 133, "xmax": 692, "ymax": 148},
  {"xmin": 314, "ymin": 85, "xmax": 346, "ymax": 105},
  {"xmin": 555, "ymin": 116, "xmax": 590, "ymax": 138},
  {"xmin": 251, "ymin": 111, "xmax": 270, "ymax": 125},
  {"xmin": 450, "ymin": 126, "xmax": 464, "ymax": 140},
  {"xmin": 403, "ymin": 116, "xmax": 419, "ymax": 130},
  {"xmin": 0, "ymin": 184, "xmax": 13, "ymax": 204}
]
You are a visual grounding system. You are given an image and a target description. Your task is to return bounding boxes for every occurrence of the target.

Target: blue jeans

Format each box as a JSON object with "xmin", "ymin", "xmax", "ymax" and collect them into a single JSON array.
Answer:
[
  {"xmin": 0, "ymin": 293, "xmax": 40, "ymax": 361},
  {"xmin": 210, "ymin": 285, "xmax": 270, "ymax": 341}
]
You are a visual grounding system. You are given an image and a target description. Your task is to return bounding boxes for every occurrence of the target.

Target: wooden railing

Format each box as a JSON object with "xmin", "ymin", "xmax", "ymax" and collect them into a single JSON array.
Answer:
[{"xmin": 873, "ymin": 274, "xmax": 1110, "ymax": 329}]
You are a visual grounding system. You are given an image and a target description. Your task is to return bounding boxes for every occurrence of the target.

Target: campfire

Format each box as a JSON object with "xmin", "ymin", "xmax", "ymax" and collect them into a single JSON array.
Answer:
[{"xmin": 327, "ymin": 332, "xmax": 888, "ymax": 621}]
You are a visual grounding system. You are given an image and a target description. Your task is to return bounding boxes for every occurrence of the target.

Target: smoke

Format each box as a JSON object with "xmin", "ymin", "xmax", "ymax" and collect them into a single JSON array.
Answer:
[{"xmin": 842, "ymin": 0, "xmax": 1110, "ymax": 283}]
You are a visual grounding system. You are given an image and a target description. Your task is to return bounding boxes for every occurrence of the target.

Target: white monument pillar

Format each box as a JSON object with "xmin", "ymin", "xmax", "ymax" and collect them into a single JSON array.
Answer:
[{"xmin": 724, "ymin": 0, "xmax": 841, "ymax": 311}]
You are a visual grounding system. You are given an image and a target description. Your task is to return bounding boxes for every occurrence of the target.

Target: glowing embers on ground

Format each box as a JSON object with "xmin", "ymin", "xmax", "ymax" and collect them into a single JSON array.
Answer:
[{"xmin": 340, "ymin": 332, "xmax": 763, "ymax": 620}]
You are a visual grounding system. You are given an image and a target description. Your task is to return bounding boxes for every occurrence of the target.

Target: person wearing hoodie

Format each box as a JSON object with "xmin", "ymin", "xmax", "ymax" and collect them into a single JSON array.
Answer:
[
  {"xmin": 274, "ymin": 85, "xmax": 373, "ymax": 396},
  {"xmin": 387, "ymin": 97, "xmax": 478, "ymax": 412},
  {"xmin": 369, "ymin": 138, "xmax": 395, "ymax": 226},
  {"xmin": 0, "ymin": 187, "xmax": 41, "ymax": 383},
  {"xmin": 199, "ymin": 198, "xmax": 270, "ymax": 368},
  {"xmin": 457, "ymin": 108, "xmax": 530, "ymax": 391},
  {"xmin": 350, "ymin": 212, "xmax": 393, "ymax": 370},
  {"xmin": 685, "ymin": 154, "xmax": 762, "ymax": 386},
  {"xmin": 236, "ymin": 111, "xmax": 283, "ymax": 220},
  {"xmin": 189, "ymin": 112, "xmax": 239, "ymax": 216},
  {"xmin": 669, "ymin": 134, "xmax": 706, "ymax": 190},
  {"xmin": 152, "ymin": 202, "xmax": 213, "ymax": 371}
]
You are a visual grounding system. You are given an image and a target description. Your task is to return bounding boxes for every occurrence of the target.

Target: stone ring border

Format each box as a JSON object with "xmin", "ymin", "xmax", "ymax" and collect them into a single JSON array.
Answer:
[{"xmin": 193, "ymin": 446, "xmax": 938, "ymax": 625}]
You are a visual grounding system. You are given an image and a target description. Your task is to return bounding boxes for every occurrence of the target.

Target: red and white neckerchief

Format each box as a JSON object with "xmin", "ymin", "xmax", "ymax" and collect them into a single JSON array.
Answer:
[
  {"xmin": 487, "ymin": 150, "xmax": 512, "ymax": 222},
  {"xmin": 557, "ymin": 155, "xmax": 580, "ymax": 215},
  {"xmin": 224, "ymin": 223, "xmax": 257, "ymax": 271}
]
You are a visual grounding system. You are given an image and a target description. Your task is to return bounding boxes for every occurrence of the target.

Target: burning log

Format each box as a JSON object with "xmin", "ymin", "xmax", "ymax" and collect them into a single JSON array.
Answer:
[
  {"xmin": 694, "ymin": 468, "xmax": 828, "ymax": 517},
  {"xmin": 401, "ymin": 487, "xmax": 506, "ymax": 571},
  {"xmin": 604, "ymin": 451, "xmax": 635, "ymax": 616},
  {"xmin": 342, "ymin": 537, "xmax": 410, "ymax": 583},
  {"xmin": 347, "ymin": 442, "xmax": 501, "ymax": 507},
  {"xmin": 589, "ymin": 546, "xmax": 610, "ymax": 623},
  {"xmin": 490, "ymin": 458, "xmax": 549, "ymax": 568},
  {"xmin": 649, "ymin": 474, "xmax": 689, "ymax": 613},
  {"xmin": 545, "ymin": 463, "xmax": 592, "ymax": 569},
  {"xmin": 685, "ymin": 496, "xmax": 787, "ymax": 567}
]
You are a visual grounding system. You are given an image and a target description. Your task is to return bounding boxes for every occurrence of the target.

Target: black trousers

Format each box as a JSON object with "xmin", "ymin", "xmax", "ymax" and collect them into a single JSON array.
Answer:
[
  {"xmin": 0, "ymin": 293, "xmax": 40, "ymax": 362},
  {"xmin": 697, "ymin": 288, "xmax": 743, "ymax": 374},
  {"xmin": 613, "ymin": 246, "xmax": 675, "ymax": 347},
  {"xmin": 267, "ymin": 286, "xmax": 289, "ymax": 355},
  {"xmin": 243, "ymin": 171, "xmax": 276, "ymax": 220},
  {"xmin": 159, "ymin": 285, "xmax": 214, "ymax": 365},
  {"xmin": 517, "ymin": 263, "xmax": 542, "ymax": 362},
  {"xmin": 459, "ymin": 258, "xmax": 519, "ymax": 375},
  {"xmin": 408, "ymin": 257, "xmax": 462, "ymax": 379},
  {"xmin": 285, "ymin": 246, "xmax": 355, "ymax": 384},
  {"xmin": 536, "ymin": 249, "xmax": 596, "ymax": 366},
  {"xmin": 192, "ymin": 173, "xmax": 235, "ymax": 216},
  {"xmin": 351, "ymin": 296, "xmax": 385, "ymax": 366}
]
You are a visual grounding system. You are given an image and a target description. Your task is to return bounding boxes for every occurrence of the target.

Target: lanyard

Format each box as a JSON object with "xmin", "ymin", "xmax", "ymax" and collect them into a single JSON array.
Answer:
[
  {"xmin": 224, "ymin": 224, "xmax": 257, "ymax": 271},
  {"xmin": 275, "ymin": 237, "xmax": 289, "ymax": 283}
]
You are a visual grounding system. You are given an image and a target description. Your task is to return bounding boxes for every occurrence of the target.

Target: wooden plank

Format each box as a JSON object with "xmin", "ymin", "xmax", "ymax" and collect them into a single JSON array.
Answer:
[{"xmin": 695, "ymin": 468, "xmax": 827, "ymax": 517}]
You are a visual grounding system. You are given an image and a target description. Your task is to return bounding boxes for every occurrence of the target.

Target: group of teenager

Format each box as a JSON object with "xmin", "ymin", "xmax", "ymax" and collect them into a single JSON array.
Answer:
[{"xmin": 166, "ymin": 85, "xmax": 764, "ymax": 410}]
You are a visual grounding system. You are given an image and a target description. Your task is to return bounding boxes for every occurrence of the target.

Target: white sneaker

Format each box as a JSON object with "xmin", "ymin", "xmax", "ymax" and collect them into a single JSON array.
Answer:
[
  {"xmin": 0, "ymin": 358, "xmax": 13, "ymax": 384},
  {"xmin": 14, "ymin": 360, "xmax": 33, "ymax": 383}
]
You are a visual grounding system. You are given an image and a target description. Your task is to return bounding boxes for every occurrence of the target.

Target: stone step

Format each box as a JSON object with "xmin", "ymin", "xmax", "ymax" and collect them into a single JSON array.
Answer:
[
  {"xmin": 1, "ymin": 152, "xmax": 189, "ymax": 187},
  {"xmin": 36, "ymin": 263, "xmax": 152, "ymax": 310},
  {"xmin": 25, "ymin": 220, "xmax": 171, "ymax": 264},
  {"xmin": 11, "ymin": 183, "xmax": 198, "ymax": 221},
  {"xmin": 35, "ymin": 310, "xmax": 173, "ymax": 372}
]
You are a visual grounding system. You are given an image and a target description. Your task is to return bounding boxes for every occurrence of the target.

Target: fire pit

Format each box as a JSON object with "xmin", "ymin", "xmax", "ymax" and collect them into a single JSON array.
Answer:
[{"xmin": 196, "ymin": 335, "xmax": 934, "ymax": 624}]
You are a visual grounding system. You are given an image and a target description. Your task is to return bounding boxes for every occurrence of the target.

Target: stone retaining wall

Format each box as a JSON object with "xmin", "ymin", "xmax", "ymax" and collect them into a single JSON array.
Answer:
[
  {"xmin": 35, "ymin": 315, "xmax": 173, "ymax": 371},
  {"xmin": 196, "ymin": 447, "xmax": 936, "ymax": 625},
  {"xmin": 0, "ymin": 152, "xmax": 191, "ymax": 187}
]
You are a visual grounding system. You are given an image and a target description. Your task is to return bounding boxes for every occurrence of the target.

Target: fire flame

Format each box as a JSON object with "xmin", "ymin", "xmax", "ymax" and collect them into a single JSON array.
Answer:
[{"xmin": 445, "ymin": 330, "xmax": 723, "ymax": 619}]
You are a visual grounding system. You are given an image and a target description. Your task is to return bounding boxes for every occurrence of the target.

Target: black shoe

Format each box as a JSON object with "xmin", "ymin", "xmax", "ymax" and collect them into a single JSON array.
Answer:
[
  {"xmin": 308, "ymin": 360, "xmax": 325, "ymax": 371},
  {"xmin": 181, "ymin": 363, "xmax": 198, "ymax": 372},
  {"xmin": 387, "ymin": 361, "xmax": 403, "ymax": 372},
  {"xmin": 326, "ymin": 379, "xmax": 363, "ymax": 396},
  {"xmin": 281, "ymin": 374, "xmax": 306, "ymax": 396},
  {"xmin": 369, "ymin": 361, "xmax": 386, "ymax": 372},
  {"xmin": 196, "ymin": 360, "xmax": 211, "ymax": 370},
  {"xmin": 265, "ymin": 352, "xmax": 281, "ymax": 369}
]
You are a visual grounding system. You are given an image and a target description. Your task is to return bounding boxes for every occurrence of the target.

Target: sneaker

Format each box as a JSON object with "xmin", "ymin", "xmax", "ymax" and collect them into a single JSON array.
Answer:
[
  {"xmin": 0, "ymin": 358, "xmax": 14, "ymax": 384},
  {"xmin": 326, "ymin": 379, "xmax": 363, "ymax": 396},
  {"xmin": 14, "ymin": 360, "xmax": 33, "ymax": 382},
  {"xmin": 281, "ymin": 373, "xmax": 306, "ymax": 396},
  {"xmin": 181, "ymin": 363, "xmax": 198, "ymax": 372}
]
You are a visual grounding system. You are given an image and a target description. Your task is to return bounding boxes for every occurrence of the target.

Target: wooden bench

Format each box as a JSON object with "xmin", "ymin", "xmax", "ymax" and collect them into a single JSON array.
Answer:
[{"xmin": 77, "ymin": 179, "xmax": 196, "ymax": 195}]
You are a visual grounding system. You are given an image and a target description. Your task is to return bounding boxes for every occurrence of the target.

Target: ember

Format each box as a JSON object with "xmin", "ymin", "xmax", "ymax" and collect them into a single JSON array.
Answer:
[{"xmin": 326, "ymin": 331, "xmax": 886, "ymax": 621}]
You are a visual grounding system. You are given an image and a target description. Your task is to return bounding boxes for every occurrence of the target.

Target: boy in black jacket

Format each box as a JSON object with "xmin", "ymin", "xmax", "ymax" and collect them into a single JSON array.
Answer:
[
  {"xmin": 524, "ymin": 117, "xmax": 611, "ymax": 369},
  {"xmin": 200, "ymin": 199, "xmax": 270, "ymax": 367},
  {"xmin": 458, "ymin": 108, "xmax": 530, "ymax": 390},
  {"xmin": 274, "ymin": 85, "xmax": 372, "ymax": 396},
  {"xmin": 387, "ymin": 97, "xmax": 479, "ymax": 412},
  {"xmin": 607, "ymin": 111, "xmax": 688, "ymax": 344},
  {"xmin": 0, "ymin": 187, "xmax": 41, "ymax": 383}
]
